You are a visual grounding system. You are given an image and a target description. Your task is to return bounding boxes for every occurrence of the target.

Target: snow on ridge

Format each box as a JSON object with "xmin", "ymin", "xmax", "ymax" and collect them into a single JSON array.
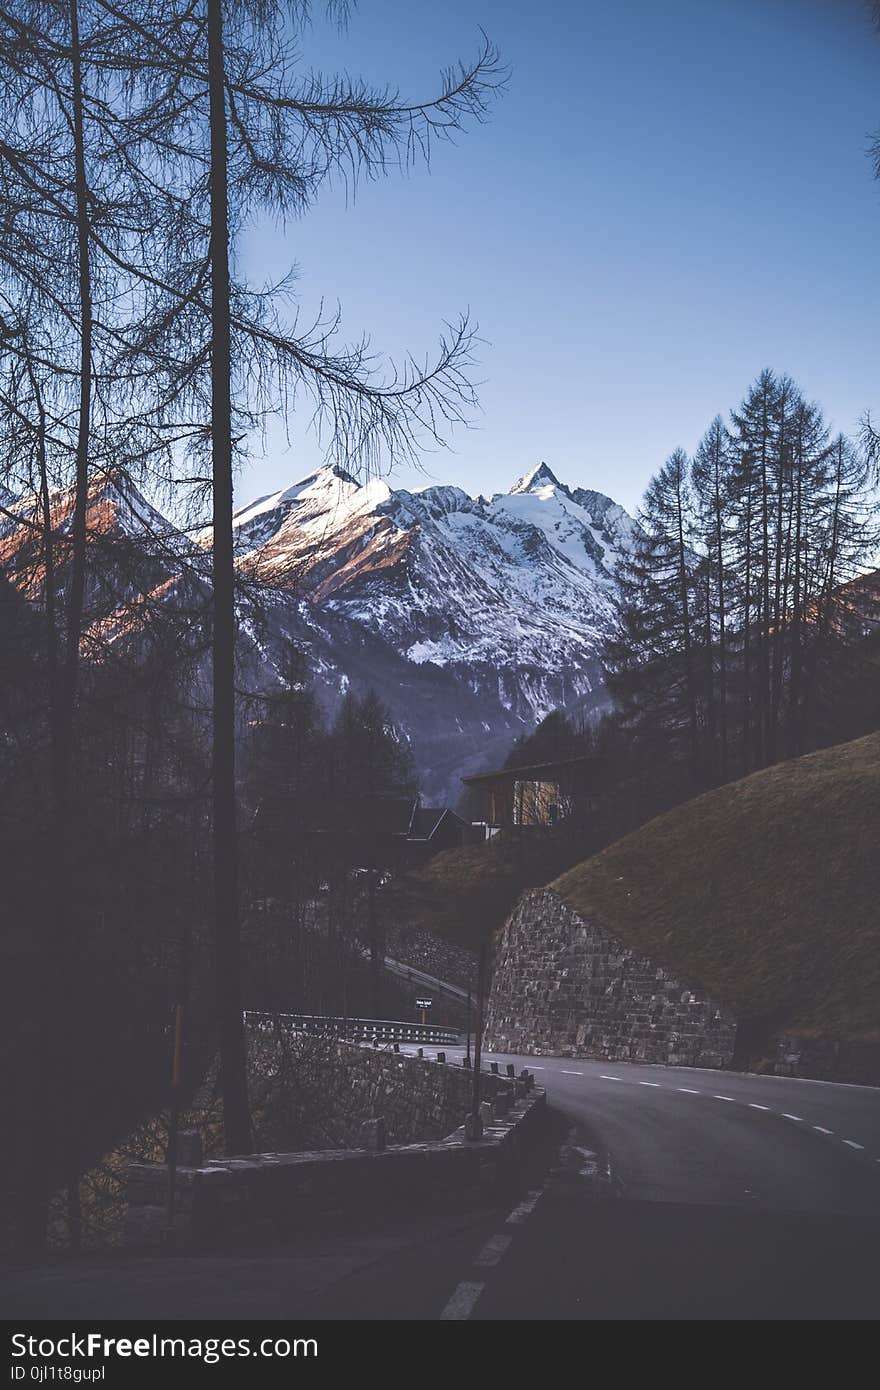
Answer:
[
  {"xmin": 232, "ymin": 464, "xmax": 363, "ymax": 532},
  {"xmin": 227, "ymin": 458, "xmax": 635, "ymax": 677},
  {"xmin": 232, "ymin": 464, "xmax": 395, "ymax": 563},
  {"xmin": 509, "ymin": 460, "xmax": 564, "ymax": 495},
  {"xmin": 386, "ymin": 484, "xmax": 476, "ymax": 526}
]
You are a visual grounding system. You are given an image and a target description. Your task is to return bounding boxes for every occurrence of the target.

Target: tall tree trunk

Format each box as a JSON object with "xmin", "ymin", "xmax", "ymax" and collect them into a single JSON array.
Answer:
[
  {"xmin": 702, "ymin": 564, "xmax": 717, "ymax": 782},
  {"xmin": 769, "ymin": 397, "xmax": 788, "ymax": 761},
  {"xmin": 676, "ymin": 488, "xmax": 699, "ymax": 781},
  {"xmin": 758, "ymin": 392, "xmax": 771, "ymax": 766},
  {"xmin": 741, "ymin": 473, "xmax": 753, "ymax": 774},
  {"xmin": 14, "ymin": 361, "xmax": 62, "ymax": 1250},
  {"xmin": 60, "ymin": 0, "xmax": 93, "ymax": 784},
  {"xmin": 810, "ymin": 439, "xmax": 844, "ymax": 740},
  {"xmin": 712, "ymin": 471, "xmax": 728, "ymax": 780},
  {"xmin": 49, "ymin": 0, "xmax": 94, "ymax": 1251},
  {"xmin": 28, "ymin": 361, "xmax": 61, "ymax": 793},
  {"xmin": 787, "ymin": 428, "xmax": 806, "ymax": 757},
  {"xmin": 824, "ymin": 441, "xmax": 844, "ymax": 630},
  {"xmin": 207, "ymin": 0, "xmax": 251, "ymax": 1156},
  {"xmin": 779, "ymin": 457, "xmax": 796, "ymax": 728}
]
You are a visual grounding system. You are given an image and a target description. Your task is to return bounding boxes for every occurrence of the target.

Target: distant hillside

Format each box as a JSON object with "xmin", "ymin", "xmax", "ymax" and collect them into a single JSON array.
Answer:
[{"xmin": 553, "ymin": 733, "xmax": 880, "ymax": 1042}]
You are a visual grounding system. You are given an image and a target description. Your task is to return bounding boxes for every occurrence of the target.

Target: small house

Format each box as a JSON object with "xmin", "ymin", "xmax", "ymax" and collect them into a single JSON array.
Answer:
[{"xmin": 462, "ymin": 755, "xmax": 609, "ymax": 838}]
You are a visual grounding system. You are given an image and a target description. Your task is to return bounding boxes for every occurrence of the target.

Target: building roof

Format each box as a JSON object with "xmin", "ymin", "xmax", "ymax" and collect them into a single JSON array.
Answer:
[
  {"xmin": 409, "ymin": 806, "xmax": 445, "ymax": 839},
  {"xmin": 408, "ymin": 806, "xmax": 469, "ymax": 840},
  {"xmin": 461, "ymin": 754, "xmax": 607, "ymax": 786}
]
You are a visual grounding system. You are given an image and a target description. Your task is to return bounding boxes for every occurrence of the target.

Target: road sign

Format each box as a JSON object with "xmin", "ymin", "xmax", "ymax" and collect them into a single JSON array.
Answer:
[{"xmin": 415, "ymin": 997, "xmax": 433, "ymax": 1009}]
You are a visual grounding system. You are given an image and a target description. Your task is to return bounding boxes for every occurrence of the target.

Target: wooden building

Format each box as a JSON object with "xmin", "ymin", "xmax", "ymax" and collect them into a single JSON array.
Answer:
[{"xmin": 462, "ymin": 755, "xmax": 609, "ymax": 837}]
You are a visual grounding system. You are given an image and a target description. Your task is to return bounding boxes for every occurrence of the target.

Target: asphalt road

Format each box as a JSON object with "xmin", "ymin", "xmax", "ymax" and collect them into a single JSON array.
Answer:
[
  {"xmin": 309, "ymin": 1047, "xmax": 880, "ymax": 1320},
  {"xmin": 480, "ymin": 1049, "xmax": 880, "ymax": 1214},
  {"xmin": 4, "ymin": 1050, "xmax": 879, "ymax": 1321}
]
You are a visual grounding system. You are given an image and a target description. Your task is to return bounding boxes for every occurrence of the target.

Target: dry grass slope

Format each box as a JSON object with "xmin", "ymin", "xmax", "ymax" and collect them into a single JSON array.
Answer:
[
  {"xmin": 384, "ymin": 842, "xmax": 528, "ymax": 949},
  {"xmin": 553, "ymin": 733, "xmax": 880, "ymax": 1041}
]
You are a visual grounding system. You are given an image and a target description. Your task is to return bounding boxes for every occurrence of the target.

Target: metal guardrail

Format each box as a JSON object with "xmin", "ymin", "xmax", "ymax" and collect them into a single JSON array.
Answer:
[
  {"xmin": 244, "ymin": 1010, "xmax": 461, "ymax": 1047},
  {"xmin": 381, "ymin": 956, "xmax": 471, "ymax": 1004}
]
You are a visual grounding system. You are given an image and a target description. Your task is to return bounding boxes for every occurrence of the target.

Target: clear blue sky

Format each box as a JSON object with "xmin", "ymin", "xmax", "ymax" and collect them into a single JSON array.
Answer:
[{"xmin": 237, "ymin": 0, "xmax": 880, "ymax": 518}]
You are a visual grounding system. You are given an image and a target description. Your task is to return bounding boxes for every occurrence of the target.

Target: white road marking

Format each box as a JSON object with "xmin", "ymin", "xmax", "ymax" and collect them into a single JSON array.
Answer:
[
  {"xmin": 782, "ymin": 1114, "xmax": 804, "ymax": 1122},
  {"xmin": 714, "ymin": 1095, "xmax": 735, "ymax": 1102},
  {"xmin": 528, "ymin": 1066, "xmax": 546, "ymax": 1070},
  {"xmin": 505, "ymin": 1188, "xmax": 545, "ymax": 1225},
  {"xmin": 813, "ymin": 1126, "xmax": 833, "ymax": 1135},
  {"xmin": 749, "ymin": 1103, "xmax": 771, "ymax": 1111},
  {"xmin": 639, "ymin": 1081, "xmax": 662, "ymax": 1088},
  {"xmin": 678, "ymin": 1087, "xmax": 701, "ymax": 1094},
  {"xmin": 573, "ymin": 1146, "xmax": 600, "ymax": 1177},
  {"xmin": 441, "ymin": 1282, "xmax": 485, "ymax": 1320},
  {"xmin": 842, "ymin": 1140, "xmax": 865, "ymax": 1151},
  {"xmin": 561, "ymin": 1070, "xmax": 585, "ymax": 1076},
  {"xmin": 600, "ymin": 1074, "xmax": 624, "ymax": 1081},
  {"xmin": 473, "ymin": 1234, "xmax": 513, "ymax": 1268}
]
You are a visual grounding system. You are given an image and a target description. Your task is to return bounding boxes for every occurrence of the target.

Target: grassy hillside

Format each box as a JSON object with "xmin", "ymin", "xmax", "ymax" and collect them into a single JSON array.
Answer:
[{"xmin": 553, "ymin": 733, "xmax": 880, "ymax": 1042}]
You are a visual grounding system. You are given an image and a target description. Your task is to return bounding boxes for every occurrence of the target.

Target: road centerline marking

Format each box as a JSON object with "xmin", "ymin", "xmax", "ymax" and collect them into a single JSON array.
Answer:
[
  {"xmin": 600, "ymin": 1074, "xmax": 624, "ymax": 1081},
  {"xmin": 474, "ymin": 1234, "xmax": 513, "ymax": 1268},
  {"xmin": 440, "ymin": 1282, "xmax": 485, "ymax": 1320},
  {"xmin": 561, "ymin": 1070, "xmax": 585, "ymax": 1076},
  {"xmin": 678, "ymin": 1087, "xmax": 700, "ymax": 1094},
  {"xmin": 781, "ymin": 1114, "xmax": 804, "ymax": 1122},
  {"xmin": 813, "ymin": 1126, "xmax": 833, "ymax": 1135},
  {"xmin": 639, "ymin": 1081, "xmax": 661, "ymax": 1087},
  {"xmin": 505, "ymin": 1188, "xmax": 545, "ymax": 1225},
  {"xmin": 714, "ymin": 1095, "xmax": 735, "ymax": 1102},
  {"xmin": 842, "ymin": 1140, "xmax": 865, "ymax": 1150},
  {"xmin": 749, "ymin": 1103, "xmax": 771, "ymax": 1111}
]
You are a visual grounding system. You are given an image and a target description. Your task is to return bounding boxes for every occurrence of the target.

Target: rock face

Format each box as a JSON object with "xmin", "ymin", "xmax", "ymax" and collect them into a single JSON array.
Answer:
[{"xmin": 484, "ymin": 888, "xmax": 737, "ymax": 1068}]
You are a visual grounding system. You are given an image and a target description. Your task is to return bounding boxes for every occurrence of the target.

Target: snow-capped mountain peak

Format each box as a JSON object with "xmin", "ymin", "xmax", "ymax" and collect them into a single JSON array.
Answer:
[
  {"xmin": 509, "ymin": 460, "xmax": 564, "ymax": 495},
  {"xmin": 231, "ymin": 460, "xmax": 634, "ymax": 610},
  {"xmin": 0, "ymin": 457, "xmax": 636, "ymax": 802},
  {"xmin": 221, "ymin": 461, "xmax": 636, "ymax": 794}
]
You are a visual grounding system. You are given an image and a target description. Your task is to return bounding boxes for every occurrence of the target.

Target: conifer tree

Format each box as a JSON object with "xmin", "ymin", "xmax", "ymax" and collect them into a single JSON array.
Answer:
[{"xmin": 691, "ymin": 416, "xmax": 731, "ymax": 779}]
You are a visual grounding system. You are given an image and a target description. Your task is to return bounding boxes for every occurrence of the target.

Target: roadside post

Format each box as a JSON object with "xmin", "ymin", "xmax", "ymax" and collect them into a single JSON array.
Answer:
[
  {"xmin": 163, "ymin": 1001, "xmax": 185, "ymax": 1244},
  {"xmin": 471, "ymin": 939, "xmax": 488, "ymax": 1120},
  {"xmin": 163, "ymin": 912, "xmax": 190, "ymax": 1248}
]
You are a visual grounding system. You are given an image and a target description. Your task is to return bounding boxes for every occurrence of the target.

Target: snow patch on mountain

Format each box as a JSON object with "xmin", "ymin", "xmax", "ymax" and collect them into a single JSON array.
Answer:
[
  {"xmin": 3, "ymin": 459, "xmax": 636, "ymax": 801},
  {"xmin": 229, "ymin": 460, "xmax": 636, "ymax": 739}
]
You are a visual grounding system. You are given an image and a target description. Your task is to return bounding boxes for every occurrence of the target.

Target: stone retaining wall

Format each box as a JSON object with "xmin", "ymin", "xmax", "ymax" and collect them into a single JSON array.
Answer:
[
  {"xmin": 485, "ymin": 888, "xmax": 737, "ymax": 1068},
  {"xmin": 125, "ymin": 1048, "xmax": 546, "ymax": 1248},
  {"xmin": 244, "ymin": 1026, "xmax": 484, "ymax": 1152}
]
